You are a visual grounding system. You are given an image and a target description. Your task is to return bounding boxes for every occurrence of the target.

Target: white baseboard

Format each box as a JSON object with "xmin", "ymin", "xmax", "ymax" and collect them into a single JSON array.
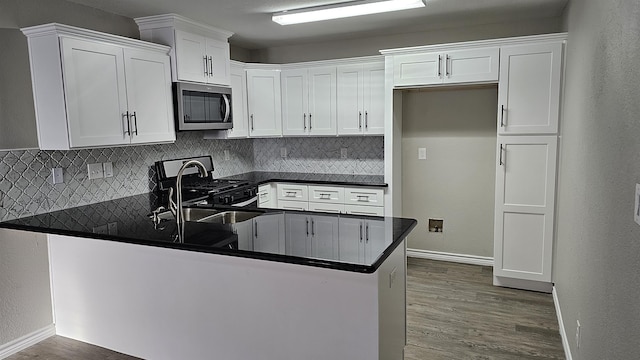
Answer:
[
  {"xmin": 0, "ymin": 324, "xmax": 55, "ymax": 359},
  {"xmin": 407, "ymin": 248, "xmax": 493, "ymax": 267},
  {"xmin": 553, "ymin": 286, "xmax": 572, "ymax": 360}
]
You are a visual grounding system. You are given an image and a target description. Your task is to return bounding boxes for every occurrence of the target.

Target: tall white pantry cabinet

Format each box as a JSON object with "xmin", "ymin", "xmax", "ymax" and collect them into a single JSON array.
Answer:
[{"xmin": 383, "ymin": 34, "xmax": 566, "ymax": 291}]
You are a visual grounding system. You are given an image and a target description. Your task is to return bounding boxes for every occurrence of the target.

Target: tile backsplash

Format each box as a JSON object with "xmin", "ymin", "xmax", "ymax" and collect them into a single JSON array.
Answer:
[
  {"xmin": 253, "ymin": 136, "xmax": 384, "ymax": 175},
  {"xmin": 0, "ymin": 134, "xmax": 384, "ymax": 221}
]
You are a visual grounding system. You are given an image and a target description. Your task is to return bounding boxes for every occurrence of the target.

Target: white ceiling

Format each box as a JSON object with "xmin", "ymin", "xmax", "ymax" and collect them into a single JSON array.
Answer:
[{"xmin": 64, "ymin": 0, "xmax": 568, "ymax": 49}]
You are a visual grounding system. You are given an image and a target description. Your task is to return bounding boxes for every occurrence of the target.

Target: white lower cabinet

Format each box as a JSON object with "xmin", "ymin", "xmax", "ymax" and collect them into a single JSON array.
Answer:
[
  {"xmin": 252, "ymin": 213, "xmax": 285, "ymax": 254},
  {"xmin": 23, "ymin": 24, "xmax": 175, "ymax": 150},
  {"xmin": 232, "ymin": 220, "xmax": 254, "ymax": 251},
  {"xmin": 272, "ymin": 182, "xmax": 385, "ymax": 215},
  {"xmin": 257, "ymin": 184, "xmax": 275, "ymax": 209},
  {"xmin": 494, "ymin": 136, "xmax": 557, "ymax": 284},
  {"xmin": 284, "ymin": 213, "xmax": 339, "ymax": 260},
  {"xmin": 338, "ymin": 217, "xmax": 387, "ymax": 264}
]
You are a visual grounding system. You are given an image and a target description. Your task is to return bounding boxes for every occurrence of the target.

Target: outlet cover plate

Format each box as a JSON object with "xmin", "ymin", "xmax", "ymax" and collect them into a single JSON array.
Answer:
[
  {"xmin": 418, "ymin": 147, "xmax": 427, "ymax": 160},
  {"xmin": 87, "ymin": 163, "xmax": 103, "ymax": 180},
  {"xmin": 280, "ymin": 147, "xmax": 287, "ymax": 158},
  {"xmin": 103, "ymin": 162, "xmax": 113, "ymax": 178},
  {"xmin": 224, "ymin": 150, "xmax": 230, "ymax": 161},
  {"xmin": 51, "ymin": 167, "xmax": 64, "ymax": 184}
]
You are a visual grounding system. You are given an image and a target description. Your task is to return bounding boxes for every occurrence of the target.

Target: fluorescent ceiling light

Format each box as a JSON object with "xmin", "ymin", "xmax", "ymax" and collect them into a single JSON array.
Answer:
[{"xmin": 272, "ymin": 0, "xmax": 426, "ymax": 25}]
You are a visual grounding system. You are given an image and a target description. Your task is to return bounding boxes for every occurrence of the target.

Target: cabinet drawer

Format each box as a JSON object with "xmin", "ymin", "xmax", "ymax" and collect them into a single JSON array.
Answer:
[
  {"xmin": 308, "ymin": 202, "xmax": 345, "ymax": 214},
  {"xmin": 344, "ymin": 205, "xmax": 384, "ymax": 216},
  {"xmin": 308, "ymin": 185, "xmax": 344, "ymax": 204},
  {"xmin": 344, "ymin": 187, "xmax": 384, "ymax": 207},
  {"xmin": 278, "ymin": 200, "xmax": 309, "ymax": 211},
  {"xmin": 276, "ymin": 183, "xmax": 309, "ymax": 201},
  {"xmin": 258, "ymin": 184, "xmax": 271, "ymax": 205}
]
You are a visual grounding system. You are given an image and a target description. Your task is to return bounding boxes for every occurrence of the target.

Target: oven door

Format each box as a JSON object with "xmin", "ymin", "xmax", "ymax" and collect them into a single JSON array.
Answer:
[{"xmin": 175, "ymin": 82, "xmax": 232, "ymax": 130}]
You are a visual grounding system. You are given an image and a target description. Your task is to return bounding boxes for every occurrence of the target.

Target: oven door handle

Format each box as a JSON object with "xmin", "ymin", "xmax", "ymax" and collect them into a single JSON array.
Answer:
[{"xmin": 222, "ymin": 94, "xmax": 231, "ymax": 123}]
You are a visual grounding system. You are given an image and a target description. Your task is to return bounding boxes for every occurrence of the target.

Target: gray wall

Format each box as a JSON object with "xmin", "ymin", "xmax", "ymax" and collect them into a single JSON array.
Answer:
[
  {"xmin": 0, "ymin": 229, "xmax": 52, "ymax": 346},
  {"xmin": 401, "ymin": 88, "xmax": 497, "ymax": 257},
  {"xmin": 555, "ymin": 0, "xmax": 640, "ymax": 358},
  {"xmin": 251, "ymin": 17, "xmax": 564, "ymax": 63}
]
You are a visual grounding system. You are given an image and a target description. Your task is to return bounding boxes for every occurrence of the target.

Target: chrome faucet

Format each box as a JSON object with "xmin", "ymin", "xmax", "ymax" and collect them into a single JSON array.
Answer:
[{"xmin": 172, "ymin": 160, "xmax": 208, "ymax": 240}]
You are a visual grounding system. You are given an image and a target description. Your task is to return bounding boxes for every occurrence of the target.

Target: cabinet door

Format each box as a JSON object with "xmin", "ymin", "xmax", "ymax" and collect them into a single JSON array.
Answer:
[
  {"xmin": 363, "ymin": 219, "xmax": 389, "ymax": 263},
  {"xmin": 123, "ymin": 48, "xmax": 175, "ymax": 144},
  {"xmin": 308, "ymin": 202, "xmax": 345, "ymax": 214},
  {"xmin": 362, "ymin": 63, "xmax": 385, "ymax": 135},
  {"xmin": 247, "ymin": 69, "xmax": 282, "ymax": 137},
  {"xmin": 336, "ymin": 64, "xmax": 364, "ymax": 135},
  {"xmin": 308, "ymin": 67, "xmax": 337, "ymax": 136},
  {"xmin": 344, "ymin": 204, "xmax": 385, "ymax": 217},
  {"xmin": 281, "ymin": 69, "xmax": 308, "ymax": 136},
  {"xmin": 174, "ymin": 30, "xmax": 207, "ymax": 83},
  {"xmin": 310, "ymin": 215, "xmax": 339, "ymax": 260},
  {"xmin": 494, "ymin": 136, "xmax": 557, "ymax": 282},
  {"xmin": 253, "ymin": 213, "xmax": 285, "ymax": 254},
  {"xmin": 338, "ymin": 218, "xmax": 364, "ymax": 263},
  {"xmin": 205, "ymin": 38, "xmax": 230, "ymax": 85},
  {"xmin": 393, "ymin": 52, "xmax": 443, "ymax": 87},
  {"xmin": 61, "ymin": 37, "xmax": 129, "ymax": 148},
  {"xmin": 233, "ymin": 221, "xmax": 254, "ymax": 251},
  {"xmin": 442, "ymin": 47, "xmax": 499, "ymax": 84},
  {"xmin": 227, "ymin": 64, "xmax": 248, "ymax": 138},
  {"xmin": 498, "ymin": 42, "xmax": 562, "ymax": 135},
  {"xmin": 285, "ymin": 214, "xmax": 311, "ymax": 256}
]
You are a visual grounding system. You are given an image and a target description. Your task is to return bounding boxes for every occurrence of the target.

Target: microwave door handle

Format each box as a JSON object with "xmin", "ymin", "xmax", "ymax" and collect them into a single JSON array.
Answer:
[{"xmin": 222, "ymin": 94, "xmax": 231, "ymax": 122}]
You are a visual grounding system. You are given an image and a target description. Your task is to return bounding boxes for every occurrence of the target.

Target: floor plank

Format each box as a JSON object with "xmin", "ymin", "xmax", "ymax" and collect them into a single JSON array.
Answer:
[{"xmin": 7, "ymin": 258, "xmax": 565, "ymax": 359}]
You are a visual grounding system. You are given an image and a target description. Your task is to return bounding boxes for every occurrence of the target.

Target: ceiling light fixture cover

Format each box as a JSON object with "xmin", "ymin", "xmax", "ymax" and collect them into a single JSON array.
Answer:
[{"xmin": 272, "ymin": 0, "xmax": 426, "ymax": 25}]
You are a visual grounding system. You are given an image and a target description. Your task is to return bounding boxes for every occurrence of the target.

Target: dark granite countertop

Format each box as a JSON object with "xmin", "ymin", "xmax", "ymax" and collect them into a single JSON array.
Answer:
[
  {"xmin": 219, "ymin": 171, "xmax": 387, "ymax": 188},
  {"xmin": 0, "ymin": 192, "xmax": 415, "ymax": 273}
]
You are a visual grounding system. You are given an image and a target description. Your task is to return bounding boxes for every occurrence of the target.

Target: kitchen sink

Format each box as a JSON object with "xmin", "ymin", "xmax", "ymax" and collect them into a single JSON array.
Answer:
[{"xmin": 151, "ymin": 208, "xmax": 263, "ymax": 224}]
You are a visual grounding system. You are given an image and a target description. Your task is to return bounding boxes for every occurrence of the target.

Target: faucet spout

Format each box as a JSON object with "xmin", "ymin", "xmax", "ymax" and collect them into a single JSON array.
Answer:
[{"xmin": 174, "ymin": 160, "xmax": 208, "ymax": 241}]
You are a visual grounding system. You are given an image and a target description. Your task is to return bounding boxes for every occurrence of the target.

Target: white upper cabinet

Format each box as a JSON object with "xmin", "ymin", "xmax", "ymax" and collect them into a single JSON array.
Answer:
[
  {"xmin": 498, "ymin": 42, "xmax": 563, "ymax": 135},
  {"xmin": 494, "ymin": 136, "xmax": 558, "ymax": 283},
  {"xmin": 247, "ymin": 68, "xmax": 282, "ymax": 137},
  {"xmin": 393, "ymin": 47, "xmax": 499, "ymax": 87},
  {"xmin": 22, "ymin": 24, "xmax": 175, "ymax": 150},
  {"xmin": 337, "ymin": 61, "xmax": 385, "ymax": 135},
  {"xmin": 281, "ymin": 66, "xmax": 336, "ymax": 136},
  {"xmin": 227, "ymin": 62, "xmax": 249, "ymax": 138},
  {"xmin": 136, "ymin": 14, "xmax": 233, "ymax": 86}
]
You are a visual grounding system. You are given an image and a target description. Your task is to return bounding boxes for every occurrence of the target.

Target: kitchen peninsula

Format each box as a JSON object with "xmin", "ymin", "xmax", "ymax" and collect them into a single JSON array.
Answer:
[{"xmin": 0, "ymin": 187, "xmax": 416, "ymax": 360}]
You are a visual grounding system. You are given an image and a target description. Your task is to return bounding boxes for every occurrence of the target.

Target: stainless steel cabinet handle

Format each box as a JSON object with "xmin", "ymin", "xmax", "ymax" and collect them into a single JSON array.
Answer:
[
  {"xmin": 438, "ymin": 55, "xmax": 442, "ymax": 77},
  {"xmin": 306, "ymin": 218, "xmax": 309, "ymax": 236},
  {"xmin": 359, "ymin": 223, "xmax": 363, "ymax": 242},
  {"xmin": 209, "ymin": 56, "xmax": 213, "ymax": 77},
  {"xmin": 251, "ymin": 114, "xmax": 254, "ymax": 130},
  {"xmin": 254, "ymin": 222, "xmax": 258, "ymax": 238},
  {"xmin": 311, "ymin": 219, "xmax": 315, "ymax": 236},
  {"xmin": 366, "ymin": 223, "xmax": 369, "ymax": 243},
  {"xmin": 499, "ymin": 144, "xmax": 504, "ymax": 166},
  {"xmin": 286, "ymin": 191, "xmax": 296, "ymax": 197},
  {"xmin": 309, "ymin": 113, "xmax": 312, "ymax": 130},
  {"xmin": 357, "ymin": 195, "xmax": 369, "ymax": 202},
  {"xmin": 446, "ymin": 55, "xmax": 450, "ymax": 77},
  {"xmin": 304, "ymin": 113, "xmax": 307, "ymax": 130},
  {"xmin": 500, "ymin": 105, "xmax": 505, "ymax": 127},
  {"xmin": 320, "ymin": 193, "xmax": 330, "ymax": 199},
  {"xmin": 365, "ymin": 111, "xmax": 368, "ymax": 129},
  {"xmin": 203, "ymin": 56, "xmax": 209, "ymax": 76},
  {"xmin": 131, "ymin": 111, "xmax": 138, "ymax": 135},
  {"xmin": 359, "ymin": 112, "xmax": 362, "ymax": 129},
  {"xmin": 123, "ymin": 111, "xmax": 130, "ymax": 135}
]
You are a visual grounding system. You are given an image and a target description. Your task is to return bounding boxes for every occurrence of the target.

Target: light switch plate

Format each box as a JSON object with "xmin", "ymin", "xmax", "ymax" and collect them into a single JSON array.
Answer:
[
  {"xmin": 224, "ymin": 150, "xmax": 230, "ymax": 161},
  {"xmin": 634, "ymin": 184, "xmax": 640, "ymax": 226},
  {"xmin": 103, "ymin": 162, "xmax": 113, "ymax": 178},
  {"xmin": 418, "ymin": 147, "xmax": 427, "ymax": 160},
  {"xmin": 51, "ymin": 167, "xmax": 64, "ymax": 184},
  {"xmin": 87, "ymin": 163, "xmax": 103, "ymax": 180},
  {"xmin": 280, "ymin": 147, "xmax": 287, "ymax": 158}
]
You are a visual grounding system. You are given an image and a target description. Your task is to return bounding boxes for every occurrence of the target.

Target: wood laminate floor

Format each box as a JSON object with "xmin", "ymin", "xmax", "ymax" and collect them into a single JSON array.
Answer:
[{"xmin": 7, "ymin": 258, "xmax": 564, "ymax": 360}]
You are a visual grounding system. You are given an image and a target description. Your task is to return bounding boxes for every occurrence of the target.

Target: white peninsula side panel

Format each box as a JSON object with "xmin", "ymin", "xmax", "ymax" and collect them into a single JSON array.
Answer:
[{"xmin": 48, "ymin": 235, "xmax": 406, "ymax": 360}]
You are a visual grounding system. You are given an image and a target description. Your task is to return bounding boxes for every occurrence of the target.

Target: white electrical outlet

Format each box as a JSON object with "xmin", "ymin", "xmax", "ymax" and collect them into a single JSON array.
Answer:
[
  {"xmin": 634, "ymin": 184, "xmax": 640, "ymax": 226},
  {"xmin": 51, "ymin": 167, "xmax": 64, "ymax": 184},
  {"xmin": 418, "ymin": 147, "xmax": 427, "ymax": 160},
  {"xmin": 576, "ymin": 320, "xmax": 581, "ymax": 349},
  {"xmin": 280, "ymin": 147, "xmax": 287, "ymax": 158},
  {"xmin": 224, "ymin": 150, "xmax": 230, "ymax": 161},
  {"xmin": 341, "ymin": 148, "xmax": 348, "ymax": 159},
  {"xmin": 103, "ymin": 162, "xmax": 113, "ymax": 178},
  {"xmin": 87, "ymin": 163, "xmax": 103, "ymax": 180}
]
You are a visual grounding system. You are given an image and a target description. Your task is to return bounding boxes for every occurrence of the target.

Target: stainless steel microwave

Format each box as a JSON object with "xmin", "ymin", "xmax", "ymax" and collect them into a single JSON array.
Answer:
[{"xmin": 174, "ymin": 82, "xmax": 232, "ymax": 131}]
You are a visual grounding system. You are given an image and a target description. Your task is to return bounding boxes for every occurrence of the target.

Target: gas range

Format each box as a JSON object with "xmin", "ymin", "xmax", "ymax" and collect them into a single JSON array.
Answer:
[{"xmin": 154, "ymin": 156, "xmax": 257, "ymax": 206}]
